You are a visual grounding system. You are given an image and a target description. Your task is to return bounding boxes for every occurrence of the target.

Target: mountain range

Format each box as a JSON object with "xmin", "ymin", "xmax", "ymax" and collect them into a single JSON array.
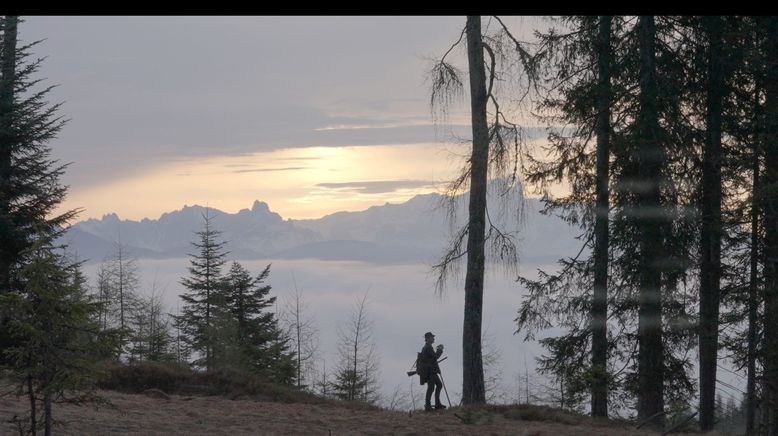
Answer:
[{"xmin": 60, "ymin": 192, "xmax": 583, "ymax": 265}]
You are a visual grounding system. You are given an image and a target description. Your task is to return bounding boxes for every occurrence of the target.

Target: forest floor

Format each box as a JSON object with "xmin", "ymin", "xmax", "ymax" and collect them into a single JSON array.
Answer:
[{"xmin": 0, "ymin": 388, "xmax": 728, "ymax": 435}]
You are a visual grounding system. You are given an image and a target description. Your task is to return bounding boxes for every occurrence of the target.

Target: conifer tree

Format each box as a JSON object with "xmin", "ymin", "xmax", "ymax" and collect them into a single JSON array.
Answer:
[
  {"xmin": 518, "ymin": 16, "xmax": 700, "ymax": 425},
  {"xmin": 280, "ymin": 283, "xmax": 318, "ymax": 390},
  {"xmin": 223, "ymin": 262, "xmax": 295, "ymax": 383},
  {"xmin": 430, "ymin": 15, "xmax": 540, "ymax": 405},
  {"xmin": 333, "ymin": 293, "xmax": 380, "ymax": 403},
  {"xmin": 177, "ymin": 209, "xmax": 228, "ymax": 372},
  {"xmin": 0, "ymin": 15, "xmax": 77, "ymax": 362},
  {"xmin": 1, "ymin": 236, "xmax": 118, "ymax": 435},
  {"xmin": 97, "ymin": 242, "xmax": 139, "ymax": 359},
  {"xmin": 761, "ymin": 15, "xmax": 778, "ymax": 435},
  {"xmin": 127, "ymin": 289, "xmax": 175, "ymax": 363},
  {"xmin": 0, "ymin": 17, "xmax": 120, "ymax": 434}
]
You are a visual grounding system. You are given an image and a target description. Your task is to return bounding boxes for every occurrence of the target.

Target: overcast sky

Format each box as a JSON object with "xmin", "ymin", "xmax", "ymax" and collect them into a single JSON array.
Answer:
[
  {"xmin": 20, "ymin": 16, "xmax": 548, "ymax": 220},
  {"xmin": 22, "ymin": 16, "xmax": 461, "ymax": 220}
]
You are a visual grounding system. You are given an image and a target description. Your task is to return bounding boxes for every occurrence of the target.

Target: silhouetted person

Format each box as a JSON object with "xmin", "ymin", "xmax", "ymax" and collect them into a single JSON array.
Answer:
[{"xmin": 419, "ymin": 331, "xmax": 445, "ymax": 411}]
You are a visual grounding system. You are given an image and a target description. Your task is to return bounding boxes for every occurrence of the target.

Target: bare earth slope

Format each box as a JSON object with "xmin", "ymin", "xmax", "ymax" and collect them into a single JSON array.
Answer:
[{"xmin": 0, "ymin": 390, "xmax": 667, "ymax": 435}]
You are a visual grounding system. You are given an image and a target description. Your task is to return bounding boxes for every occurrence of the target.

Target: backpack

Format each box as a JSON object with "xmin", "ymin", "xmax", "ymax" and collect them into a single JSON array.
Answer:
[{"xmin": 415, "ymin": 352, "xmax": 430, "ymax": 385}]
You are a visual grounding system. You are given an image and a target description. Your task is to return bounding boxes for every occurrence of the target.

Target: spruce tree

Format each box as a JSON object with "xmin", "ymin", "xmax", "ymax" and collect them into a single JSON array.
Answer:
[
  {"xmin": 0, "ymin": 15, "xmax": 75, "ymax": 292},
  {"xmin": 518, "ymin": 16, "xmax": 700, "ymax": 423},
  {"xmin": 224, "ymin": 262, "xmax": 295, "ymax": 383},
  {"xmin": 0, "ymin": 17, "xmax": 119, "ymax": 434},
  {"xmin": 177, "ymin": 209, "xmax": 228, "ymax": 372},
  {"xmin": 0, "ymin": 15, "xmax": 77, "ymax": 361}
]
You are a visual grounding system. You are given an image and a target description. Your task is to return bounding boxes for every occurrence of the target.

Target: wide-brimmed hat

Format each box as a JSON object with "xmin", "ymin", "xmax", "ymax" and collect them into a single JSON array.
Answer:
[{"xmin": 424, "ymin": 332, "xmax": 435, "ymax": 339}]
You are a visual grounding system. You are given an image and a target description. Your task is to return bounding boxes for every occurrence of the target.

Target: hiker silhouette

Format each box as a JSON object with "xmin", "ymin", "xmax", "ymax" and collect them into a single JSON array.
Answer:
[{"xmin": 415, "ymin": 332, "xmax": 445, "ymax": 411}]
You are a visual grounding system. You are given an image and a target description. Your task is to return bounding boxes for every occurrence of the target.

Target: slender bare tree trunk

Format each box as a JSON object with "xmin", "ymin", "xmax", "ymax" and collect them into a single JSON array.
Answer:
[
  {"xmin": 462, "ymin": 15, "xmax": 489, "ymax": 405},
  {"xmin": 591, "ymin": 15, "xmax": 612, "ymax": 419},
  {"xmin": 296, "ymin": 296, "xmax": 302, "ymax": 388},
  {"xmin": 636, "ymin": 15, "xmax": 665, "ymax": 427}
]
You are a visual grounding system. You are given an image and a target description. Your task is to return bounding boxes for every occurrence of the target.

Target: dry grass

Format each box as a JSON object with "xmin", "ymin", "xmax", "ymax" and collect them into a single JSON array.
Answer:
[
  {"xmin": 96, "ymin": 361, "xmax": 374, "ymax": 410},
  {"xmin": 0, "ymin": 364, "xmax": 725, "ymax": 435},
  {"xmin": 1, "ymin": 390, "xmax": 665, "ymax": 436}
]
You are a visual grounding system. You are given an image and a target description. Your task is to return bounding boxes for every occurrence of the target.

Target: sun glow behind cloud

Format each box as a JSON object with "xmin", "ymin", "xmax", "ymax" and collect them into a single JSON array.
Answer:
[{"xmin": 62, "ymin": 143, "xmax": 465, "ymax": 221}]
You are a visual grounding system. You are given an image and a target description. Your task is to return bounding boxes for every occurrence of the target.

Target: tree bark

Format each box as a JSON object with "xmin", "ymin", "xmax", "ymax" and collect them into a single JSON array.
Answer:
[
  {"xmin": 43, "ymin": 392, "xmax": 51, "ymax": 436},
  {"xmin": 591, "ymin": 15, "xmax": 612, "ymax": 419},
  {"xmin": 636, "ymin": 15, "xmax": 665, "ymax": 428},
  {"xmin": 746, "ymin": 82, "xmax": 761, "ymax": 436},
  {"xmin": 698, "ymin": 16, "xmax": 724, "ymax": 432},
  {"xmin": 27, "ymin": 375, "xmax": 36, "ymax": 436},
  {"xmin": 461, "ymin": 15, "xmax": 488, "ymax": 405}
]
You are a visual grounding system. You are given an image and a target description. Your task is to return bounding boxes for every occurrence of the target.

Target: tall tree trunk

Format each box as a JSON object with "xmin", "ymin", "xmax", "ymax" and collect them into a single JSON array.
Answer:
[
  {"xmin": 27, "ymin": 375, "xmax": 36, "ymax": 436},
  {"xmin": 296, "ymin": 296, "xmax": 302, "ymax": 389},
  {"xmin": 591, "ymin": 15, "xmax": 612, "ymax": 419},
  {"xmin": 636, "ymin": 15, "xmax": 665, "ymax": 427},
  {"xmin": 43, "ymin": 392, "xmax": 51, "ymax": 436},
  {"xmin": 699, "ymin": 16, "xmax": 724, "ymax": 432},
  {"xmin": 462, "ymin": 14, "xmax": 488, "ymax": 405},
  {"xmin": 746, "ymin": 83, "xmax": 761, "ymax": 436},
  {"xmin": 762, "ymin": 15, "xmax": 778, "ymax": 436},
  {"xmin": 0, "ymin": 15, "xmax": 18, "ymax": 295},
  {"xmin": 746, "ymin": 89, "xmax": 762, "ymax": 434},
  {"xmin": 118, "ymin": 247, "xmax": 125, "ymax": 360}
]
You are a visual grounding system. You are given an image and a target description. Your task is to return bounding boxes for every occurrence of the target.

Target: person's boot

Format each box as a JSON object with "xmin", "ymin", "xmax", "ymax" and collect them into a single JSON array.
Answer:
[
  {"xmin": 435, "ymin": 403, "xmax": 447, "ymax": 410},
  {"xmin": 424, "ymin": 403, "xmax": 433, "ymax": 412}
]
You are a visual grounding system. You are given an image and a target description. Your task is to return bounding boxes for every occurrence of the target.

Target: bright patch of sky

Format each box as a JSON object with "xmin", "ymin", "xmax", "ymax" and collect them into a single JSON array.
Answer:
[{"xmin": 64, "ymin": 143, "xmax": 465, "ymax": 220}]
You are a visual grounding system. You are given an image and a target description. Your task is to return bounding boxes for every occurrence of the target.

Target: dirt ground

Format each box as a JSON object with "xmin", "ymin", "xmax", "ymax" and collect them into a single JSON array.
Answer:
[{"xmin": 0, "ymin": 389, "xmax": 674, "ymax": 435}]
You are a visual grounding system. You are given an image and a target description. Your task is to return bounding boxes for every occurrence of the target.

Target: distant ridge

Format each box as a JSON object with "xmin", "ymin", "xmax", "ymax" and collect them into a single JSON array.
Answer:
[{"xmin": 59, "ymin": 193, "xmax": 581, "ymax": 265}]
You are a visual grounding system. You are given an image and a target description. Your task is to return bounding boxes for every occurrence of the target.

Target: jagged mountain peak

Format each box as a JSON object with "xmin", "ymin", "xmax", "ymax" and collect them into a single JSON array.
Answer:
[{"xmin": 251, "ymin": 200, "xmax": 271, "ymax": 213}]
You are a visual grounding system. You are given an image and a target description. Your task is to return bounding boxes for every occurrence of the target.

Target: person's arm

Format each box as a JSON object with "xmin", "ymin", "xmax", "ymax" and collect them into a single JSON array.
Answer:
[{"xmin": 435, "ymin": 346, "xmax": 443, "ymax": 359}]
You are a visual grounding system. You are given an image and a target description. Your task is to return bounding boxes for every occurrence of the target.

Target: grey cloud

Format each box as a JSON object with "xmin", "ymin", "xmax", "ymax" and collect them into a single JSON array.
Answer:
[
  {"xmin": 20, "ymin": 16, "xmax": 546, "ymax": 192},
  {"xmin": 19, "ymin": 16, "xmax": 471, "ymax": 190},
  {"xmin": 316, "ymin": 180, "xmax": 437, "ymax": 194},
  {"xmin": 232, "ymin": 167, "xmax": 307, "ymax": 174}
]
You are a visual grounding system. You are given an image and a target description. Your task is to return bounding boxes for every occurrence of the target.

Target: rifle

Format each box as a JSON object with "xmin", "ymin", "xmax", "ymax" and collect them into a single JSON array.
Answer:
[{"xmin": 406, "ymin": 356, "xmax": 447, "ymax": 376}]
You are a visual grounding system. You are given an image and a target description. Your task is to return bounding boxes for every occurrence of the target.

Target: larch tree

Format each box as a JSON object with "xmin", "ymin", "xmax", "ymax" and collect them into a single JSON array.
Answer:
[
  {"xmin": 127, "ymin": 286, "xmax": 175, "ymax": 364},
  {"xmin": 102, "ymin": 242, "xmax": 140, "ymax": 359},
  {"xmin": 280, "ymin": 280, "xmax": 319, "ymax": 390},
  {"xmin": 333, "ymin": 292, "xmax": 380, "ymax": 403},
  {"xmin": 430, "ymin": 15, "xmax": 540, "ymax": 405}
]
